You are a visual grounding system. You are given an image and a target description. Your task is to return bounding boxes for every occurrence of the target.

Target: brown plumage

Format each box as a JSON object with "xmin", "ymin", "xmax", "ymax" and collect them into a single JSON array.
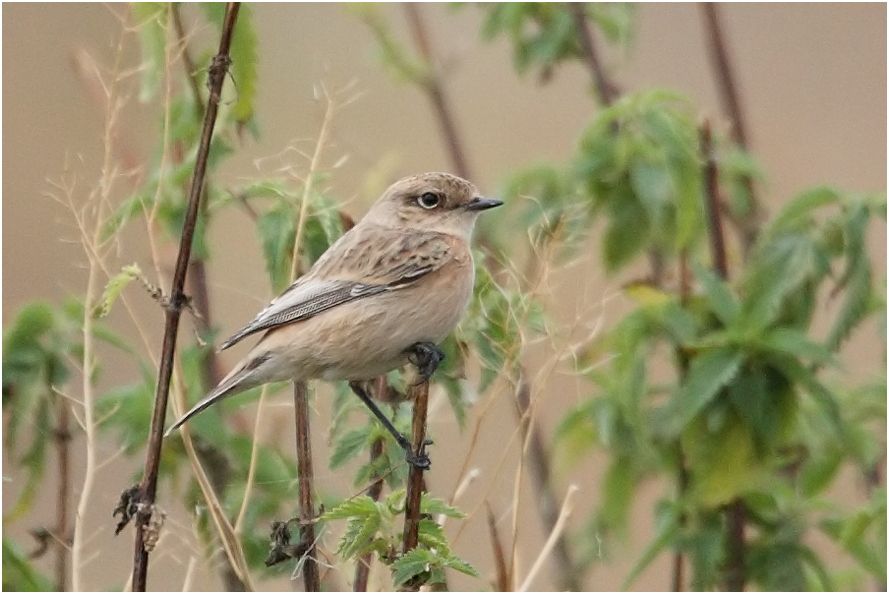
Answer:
[{"xmin": 166, "ymin": 172, "xmax": 501, "ymax": 435}]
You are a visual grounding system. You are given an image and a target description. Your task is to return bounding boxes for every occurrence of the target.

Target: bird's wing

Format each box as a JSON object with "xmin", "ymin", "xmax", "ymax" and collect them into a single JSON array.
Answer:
[{"xmin": 219, "ymin": 226, "xmax": 454, "ymax": 350}]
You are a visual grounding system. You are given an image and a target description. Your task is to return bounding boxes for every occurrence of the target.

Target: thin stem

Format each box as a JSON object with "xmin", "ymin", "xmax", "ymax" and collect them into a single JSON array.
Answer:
[
  {"xmin": 131, "ymin": 5, "xmax": 240, "ymax": 590},
  {"xmin": 54, "ymin": 384, "xmax": 71, "ymax": 591},
  {"xmin": 672, "ymin": 250, "xmax": 692, "ymax": 592},
  {"xmin": 568, "ymin": 3, "xmax": 617, "ymax": 106},
  {"xmin": 700, "ymin": 3, "xmax": 761, "ymax": 254},
  {"xmin": 171, "ymin": 11, "xmax": 243, "ymax": 588},
  {"xmin": 701, "ymin": 121, "xmax": 745, "ymax": 590},
  {"xmin": 294, "ymin": 381, "xmax": 321, "ymax": 591},
  {"xmin": 518, "ymin": 485, "xmax": 579, "ymax": 592},
  {"xmin": 485, "ymin": 503, "xmax": 510, "ymax": 592},
  {"xmin": 402, "ymin": 4, "xmax": 472, "ymax": 180},
  {"xmin": 701, "ymin": 124, "xmax": 729, "ymax": 280},
  {"xmin": 401, "ymin": 378, "xmax": 431, "ymax": 589},
  {"xmin": 512, "ymin": 371, "xmax": 582, "ymax": 591}
]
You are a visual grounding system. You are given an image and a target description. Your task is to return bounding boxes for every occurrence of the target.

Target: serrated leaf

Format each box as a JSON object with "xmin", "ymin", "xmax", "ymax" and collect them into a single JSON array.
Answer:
[
  {"xmin": 443, "ymin": 554, "xmax": 479, "ymax": 578},
  {"xmin": 391, "ymin": 548, "xmax": 434, "ymax": 587},
  {"xmin": 321, "ymin": 496, "xmax": 378, "ymax": 520},
  {"xmin": 421, "ymin": 494, "xmax": 466, "ymax": 519},
  {"xmin": 329, "ymin": 426, "xmax": 372, "ymax": 469},
  {"xmin": 660, "ymin": 347, "xmax": 744, "ymax": 437}
]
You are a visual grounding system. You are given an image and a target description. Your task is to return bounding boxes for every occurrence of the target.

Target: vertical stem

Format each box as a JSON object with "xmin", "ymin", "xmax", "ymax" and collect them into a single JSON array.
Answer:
[
  {"xmin": 701, "ymin": 124, "xmax": 729, "ymax": 280},
  {"xmin": 672, "ymin": 250, "xmax": 691, "ymax": 592},
  {"xmin": 700, "ymin": 2, "xmax": 761, "ymax": 254},
  {"xmin": 700, "ymin": 122, "xmax": 745, "ymax": 590},
  {"xmin": 568, "ymin": 3, "xmax": 617, "ymax": 106},
  {"xmin": 54, "ymin": 392, "xmax": 71, "ymax": 591},
  {"xmin": 172, "ymin": 9, "xmax": 245, "ymax": 589},
  {"xmin": 131, "ymin": 5, "xmax": 240, "ymax": 590},
  {"xmin": 401, "ymin": 379, "xmax": 430, "ymax": 587},
  {"xmin": 403, "ymin": 4, "xmax": 472, "ymax": 180},
  {"xmin": 294, "ymin": 381, "xmax": 321, "ymax": 591}
]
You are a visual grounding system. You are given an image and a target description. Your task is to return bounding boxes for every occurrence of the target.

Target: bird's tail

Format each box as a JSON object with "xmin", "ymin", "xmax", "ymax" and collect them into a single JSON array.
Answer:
[{"xmin": 164, "ymin": 355, "xmax": 265, "ymax": 437}]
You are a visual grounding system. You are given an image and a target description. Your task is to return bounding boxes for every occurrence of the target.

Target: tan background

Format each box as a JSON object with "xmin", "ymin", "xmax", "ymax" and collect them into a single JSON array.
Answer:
[{"xmin": 3, "ymin": 3, "xmax": 886, "ymax": 591}]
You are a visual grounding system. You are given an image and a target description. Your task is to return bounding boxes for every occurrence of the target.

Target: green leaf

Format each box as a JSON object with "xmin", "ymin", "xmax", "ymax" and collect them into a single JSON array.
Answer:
[
  {"xmin": 256, "ymin": 204, "xmax": 295, "ymax": 292},
  {"xmin": 660, "ymin": 347, "xmax": 744, "ymax": 437},
  {"xmin": 2, "ymin": 538, "xmax": 54, "ymax": 591},
  {"xmin": 767, "ymin": 186, "xmax": 841, "ymax": 236},
  {"xmin": 94, "ymin": 264, "xmax": 142, "ymax": 318},
  {"xmin": 421, "ymin": 494, "xmax": 466, "ymax": 519},
  {"xmin": 392, "ymin": 548, "xmax": 434, "ymax": 587},
  {"xmin": 757, "ymin": 327, "xmax": 836, "ymax": 366},
  {"xmin": 329, "ymin": 426, "xmax": 372, "ymax": 469},
  {"xmin": 693, "ymin": 262, "xmax": 739, "ymax": 326},
  {"xmin": 321, "ymin": 496, "xmax": 378, "ymax": 520},
  {"xmin": 443, "ymin": 554, "xmax": 479, "ymax": 578}
]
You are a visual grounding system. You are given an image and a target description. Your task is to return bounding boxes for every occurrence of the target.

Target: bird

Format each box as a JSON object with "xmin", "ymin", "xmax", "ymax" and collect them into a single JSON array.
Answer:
[{"xmin": 165, "ymin": 172, "xmax": 502, "ymax": 468}]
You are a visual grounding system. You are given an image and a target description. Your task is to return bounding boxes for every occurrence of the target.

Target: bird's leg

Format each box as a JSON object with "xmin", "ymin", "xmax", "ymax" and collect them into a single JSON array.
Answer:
[
  {"xmin": 406, "ymin": 342, "xmax": 445, "ymax": 382},
  {"xmin": 348, "ymin": 381, "xmax": 431, "ymax": 470}
]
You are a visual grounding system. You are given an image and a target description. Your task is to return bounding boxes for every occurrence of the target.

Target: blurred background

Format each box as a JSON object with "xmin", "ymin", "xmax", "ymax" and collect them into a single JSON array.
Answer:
[{"xmin": 3, "ymin": 3, "xmax": 886, "ymax": 591}]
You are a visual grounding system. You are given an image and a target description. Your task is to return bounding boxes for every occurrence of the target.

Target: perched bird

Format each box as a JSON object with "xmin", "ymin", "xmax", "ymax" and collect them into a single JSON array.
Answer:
[{"xmin": 166, "ymin": 172, "xmax": 502, "ymax": 467}]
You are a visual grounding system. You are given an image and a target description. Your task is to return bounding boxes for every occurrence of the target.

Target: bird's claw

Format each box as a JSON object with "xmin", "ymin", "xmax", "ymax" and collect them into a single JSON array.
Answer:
[
  {"xmin": 405, "ymin": 438, "xmax": 433, "ymax": 470},
  {"xmin": 407, "ymin": 342, "xmax": 445, "ymax": 383}
]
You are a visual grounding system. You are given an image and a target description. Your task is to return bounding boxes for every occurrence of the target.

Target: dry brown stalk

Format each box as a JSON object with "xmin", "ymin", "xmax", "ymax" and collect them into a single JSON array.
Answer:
[
  {"xmin": 129, "ymin": 4, "xmax": 241, "ymax": 590},
  {"xmin": 400, "ymin": 378, "xmax": 431, "ymax": 590}
]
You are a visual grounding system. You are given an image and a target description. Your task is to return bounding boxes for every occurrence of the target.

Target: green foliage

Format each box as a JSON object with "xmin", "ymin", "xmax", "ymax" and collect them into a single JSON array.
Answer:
[
  {"xmin": 2, "ymin": 538, "xmax": 54, "ymax": 591},
  {"xmin": 478, "ymin": 3, "xmax": 633, "ymax": 81},
  {"xmin": 3, "ymin": 303, "xmax": 75, "ymax": 519},
  {"xmin": 322, "ymin": 490, "xmax": 476, "ymax": 588}
]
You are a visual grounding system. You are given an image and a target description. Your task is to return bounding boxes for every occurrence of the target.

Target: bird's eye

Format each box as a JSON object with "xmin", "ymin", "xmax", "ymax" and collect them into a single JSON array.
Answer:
[{"xmin": 417, "ymin": 192, "xmax": 441, "ymax": 209}]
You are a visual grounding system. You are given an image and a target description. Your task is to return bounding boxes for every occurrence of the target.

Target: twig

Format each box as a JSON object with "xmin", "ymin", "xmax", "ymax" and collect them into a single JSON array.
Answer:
[
  {"xmin": 293, "ymin": 381, "xmax": 321, "ymax": 591},
  {"xmin": 70, "ymin": 26, "xmax": 131, "ymax": 592},
  {"xmin": 518, "ymin": 485, "xmax": 579, "ymax": 592},
  {"xmin": 701, "ymin": 124, "xmax": 729, "ymax": 280},
  {"xmin": 701, "ymin": 122, "xmax": 745, "ymax": 590},
  {"xmin": 512, "ymin": 371, "xmax": 582, "ymax": 590},
  {"xmin": 568, "ymin": 3, "xmax": 616, "ymax": 106},
  {"xmin": 53, "ymin": 384, "xmax": 71, "ymax": 591},
  {"xmin": 285, "ymin": 83, "xmax": 339, "ymax": 594},
  {"xmin": 672, "ymin": 250, "xmax": 692, "ymax": 592},
  {"xmin": 130, "ymin": 5, "xmax": 240, "ymax": 590},
  {"xmin": 171, "ymin": 9, "xmax": 244, "ymax": 588},
  {"xmin": 485, "ymin": 503, "xmax": 510, "ymax": 592},
  {"xmin": 400, "ymin": 378, "xmax": 431, "ymax": 588},
  {"xmin": 402, "ymin": 4, "xmax": 472, "ymax": 180},
  {"xmin": 700, "ymin": 3, "xmax": 761, "ymax": 254},
  {"xmin": 353, "ymin": 431, "xmax": 385, "ymax": 592}
]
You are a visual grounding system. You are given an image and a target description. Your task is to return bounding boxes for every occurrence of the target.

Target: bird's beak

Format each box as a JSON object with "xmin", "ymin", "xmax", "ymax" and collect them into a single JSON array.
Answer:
[{"xmin": 465, "ymin": 196, "xmax": 504, "ymax": 211}]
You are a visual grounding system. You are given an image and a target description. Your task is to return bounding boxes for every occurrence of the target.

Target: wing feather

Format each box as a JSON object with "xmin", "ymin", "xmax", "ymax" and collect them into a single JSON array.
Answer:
[{"xmin": 219, "ymin": 226, "xmax": 453, "ymax": 350}]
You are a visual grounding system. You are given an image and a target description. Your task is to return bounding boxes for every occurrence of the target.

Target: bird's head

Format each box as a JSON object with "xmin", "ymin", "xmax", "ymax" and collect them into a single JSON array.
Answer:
[{"xmin": 364, "ymin": 172, "xmax": 502, "ymax": 239}]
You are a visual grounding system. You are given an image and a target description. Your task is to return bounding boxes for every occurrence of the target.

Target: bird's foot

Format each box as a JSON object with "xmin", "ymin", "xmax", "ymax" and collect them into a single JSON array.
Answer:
[
  {"xmin": 406, "ymin": 342, "xmax": 445, "ymax": 383},
  {"xmin": 404, "ymin": 438, "xmax": 433, "ymax": 470}
]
